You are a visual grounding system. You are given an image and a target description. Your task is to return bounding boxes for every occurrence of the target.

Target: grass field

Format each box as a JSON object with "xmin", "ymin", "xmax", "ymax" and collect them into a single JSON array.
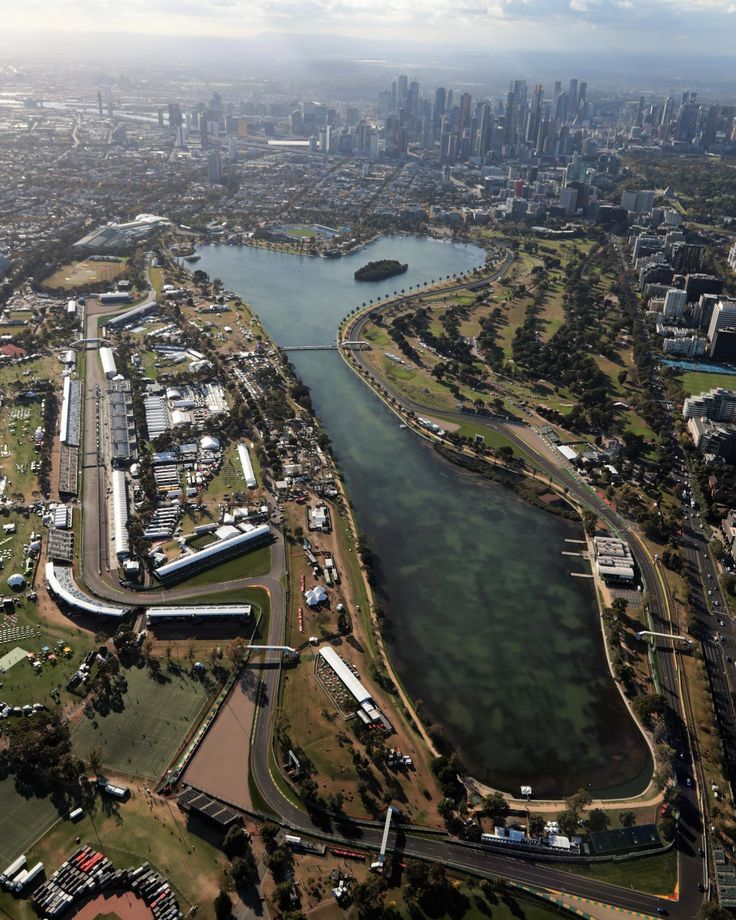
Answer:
[
  {"xmin": 679, "ymin": 370, "xmax": 736, "ymax": 396},
  {"xmin": 0, "ymin": 399, "xmax": 45, "ymax": 502},
  {"xmin": 0, "ymin": 788, "xmax": 227, "ymax": 920},
  {"xmin": 170, "ymin": 545, "xmax": 272, "ymax": 588},
  {"xmin": 387, "ymin": 885, "xmax": 577, "ymax": 920},
  {"xmin": 42, "ymin": 259, "xmax": 127, "ymax": 291},
  {"xmin": 559, "ymin": 846, "xmax": 677, "ymax": 895},
  {"xmin": 0, "ymin": 777, "xmax": 64, "ymax": 867},
  {"xmin": 72, "ymin": 664, "xmax": 211, "ymax": 778}
]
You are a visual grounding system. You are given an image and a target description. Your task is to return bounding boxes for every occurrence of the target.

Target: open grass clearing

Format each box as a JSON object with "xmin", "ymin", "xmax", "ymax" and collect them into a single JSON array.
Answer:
[
  {"xmin": 679, "ymin": 370, "xmax": 736, "ymax": 396},
  {"xmin": 72, "ymin": 664, "xmax": 211, "ymax": 779},
  {"xmin": 558, "ymin": 846, "xmax": 677, "ymax": 896},
  {"xmin": 0, "ymin": 776, "xmax": 64, "ymax": 868},
  {"xmin": 171, "ymin": 544, "xmax": 272, "ymax": 588},
  {"xmin": 42, "ymin": 259, "xmax": 127, "ymax": 291}
]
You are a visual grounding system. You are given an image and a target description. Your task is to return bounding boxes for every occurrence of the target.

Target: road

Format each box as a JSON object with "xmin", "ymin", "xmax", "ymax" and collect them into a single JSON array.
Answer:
[
  {"xmin": 71, "ymin": 263, "xmax": 705, "ymax": 916},
  {"xmin": 337, "ymin": 270, "xmax": 705, "ymax": 915},
  {"xmin": 77, "ymin": 295, "xmax": 286, "ymax": 610}
]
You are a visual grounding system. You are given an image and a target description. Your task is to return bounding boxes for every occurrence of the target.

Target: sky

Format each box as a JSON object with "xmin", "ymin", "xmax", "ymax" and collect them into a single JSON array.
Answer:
[{"xmin": 2, "ymin": 0, "xmax": 736, "ymax": 53}]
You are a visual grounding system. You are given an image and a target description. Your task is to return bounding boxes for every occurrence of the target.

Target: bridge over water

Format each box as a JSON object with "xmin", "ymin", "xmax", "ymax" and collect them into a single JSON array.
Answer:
[{"xmin": 281, "ymin": 341, "xmax": 371, "ymax": 352}]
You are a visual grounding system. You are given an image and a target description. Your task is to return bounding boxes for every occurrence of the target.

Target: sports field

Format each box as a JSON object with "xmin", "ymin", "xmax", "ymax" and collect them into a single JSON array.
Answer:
[
  {"xmin": 42, "ymin": 259, "xmax": 127, "ymax": 290},
  {"xmin": 0, "ymin": 777, "xmax": 63, "ymax": 867},
  {"xmin": 72, "ymin": 665, "xmax": 210, "ymax": 778}
]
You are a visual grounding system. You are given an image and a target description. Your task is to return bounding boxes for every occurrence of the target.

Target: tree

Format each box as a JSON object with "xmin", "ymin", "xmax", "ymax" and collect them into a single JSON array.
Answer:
[
  {"xmin": 558, "ymin": 807, "xmax": 580, "ymax": 838},
  {"xmin": 260, "ymin": 821, "xmax": 280, "ymax": 850},
  {"xmin": 582, "ymin": 509, "xmax": 598, "ymax": 536},
  {"xmin": 87, "ymin": 747, "xmax": 103, "ymax": 779},
  {"xmin": 231, "ymin": 854, "xmax": 256, "ymax": 889},
  {"xmin": 223, "ymin": 825, "xmax": 249, "ymax": 858},
  {"xmin": 437, "ymin": 797, "xmax": 455, "ymax": 820},
  {"xmin": 619, "ymin": 810, "xmax": 636, "ymax": 827},
  {"xmin": 587, "ymin": 808, "xmax": 610, "ymax": 832},
  {"xmin": 482, "ymin": 791, "xmax": 510, "ymax": 824},
  {"xmin": 351, "ymin": 874, "xmax": 387, "ymax": 920},
  {"xmin": 225, "ymin": 638, "xmax": 248, "ymax": 670},
  {"xmin": 214, "ymin": 889, "xmax": 232, "ymax": 920},
  {"xmin": 528, "ymin": 813, "xmax": 545, "ymax": 837},
  {"xmin": 699, "ymin": 901, "xmax": 733, "ymax": 920}
]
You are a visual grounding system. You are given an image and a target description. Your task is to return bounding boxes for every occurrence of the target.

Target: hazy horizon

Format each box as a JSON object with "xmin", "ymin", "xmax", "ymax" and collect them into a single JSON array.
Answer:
[{"xmin": 3, "ymin": 0, "xmax": 736, "ymax": 56}]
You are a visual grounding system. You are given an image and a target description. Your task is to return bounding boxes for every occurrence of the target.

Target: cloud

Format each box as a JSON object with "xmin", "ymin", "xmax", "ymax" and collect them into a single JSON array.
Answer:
[{"xmin": 3, "ymin": 0, "xmax": 736, "ymax": 46}]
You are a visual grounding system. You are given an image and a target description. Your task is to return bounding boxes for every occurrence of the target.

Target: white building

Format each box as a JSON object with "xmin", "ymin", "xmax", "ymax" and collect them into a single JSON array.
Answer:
[
  {"xmin": 237, "ymin": 443, "xmax": 257, "ymax": 489},
  {"xmin": 111, "ymin": 470, "xmax": 130, "ymax": 562},
  {"xmin": 707, "ymin": 299, "xmax": 736, "ymax": 343},
  {"xmin": 662, "ymin": 288, "xmax": 687, "ymax": 321},
  {"xmin": 99, "ymin": 346, "xmax": 117, "ymax": 379}
]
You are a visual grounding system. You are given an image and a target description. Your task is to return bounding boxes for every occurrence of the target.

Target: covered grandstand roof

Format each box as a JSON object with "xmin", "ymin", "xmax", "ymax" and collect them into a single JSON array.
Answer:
[
  {"xmin": 146, "ymin": 604, "xmax": 252, "ymax": 621},
  {"xmin": 153, "ymin": 524, "xmax": 272, "ymax": 584},
  {"xmin": 318, "ymin": 646, "xmax": 373, "ymax": 705},
  {"xmin": 45, "ymin": 562, "xmax": 128, "ymax": 618},
  {"xmin": 111, "ymin": 470, "xmax": 130, "ymax": 560}
]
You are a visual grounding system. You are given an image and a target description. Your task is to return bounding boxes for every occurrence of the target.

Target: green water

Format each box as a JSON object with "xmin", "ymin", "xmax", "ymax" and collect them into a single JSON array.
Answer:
[{"xmin": 196, "ymin": 236, "xmax": 651, "ymax": 797}]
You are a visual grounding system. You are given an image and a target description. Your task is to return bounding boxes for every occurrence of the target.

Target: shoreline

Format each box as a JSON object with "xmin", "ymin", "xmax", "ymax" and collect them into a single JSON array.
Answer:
[{"xmin": 337, "ymin": 275, "xmax": 661, "ymax": 806}]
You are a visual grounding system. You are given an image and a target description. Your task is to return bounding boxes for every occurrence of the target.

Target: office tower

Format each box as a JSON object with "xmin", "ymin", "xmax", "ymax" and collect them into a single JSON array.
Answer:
[
  {"xmin": 475, "ymin": 102, "xmax": 491, "ymax": 157},
  {"xmin": 433, "ymin": 87, "xmax": 446, "ymax": 140},
  {"xmin": 407, "ymin": 81, "xmax": 419, "ymax": 117},
  {"xmin": 228, "ymin": 135, "xmax": 238, "ymax": 161},
  {"xmin": 578, "ymin": 82, "xmax": 587, "ymax": 113},
  {"xmin": 459, "ymin": 92, "xmax": 472, "ymax": 131},
  {"xmin": 97, "ymin": 92, "xmax": 103, "ymax": 117},
  {"xmin": 398, "ymin": 74, "xmax": 408, "ymax": 108},
  {"xmin": 568, "ymin": 79, "xmax": 578, "ymax": 119},
  {"xmin": 675, "ymin": 98, "xmax": 699, "ymax": 142},
  {"xmin": 555, "ymin": 91, "xmax": 568, "ymax": 122},
  {"xmin": 207, "ymin": 149, "xmax": 222, "ymax": 184},
  {"xmin": 105, "ymin": 87, "xmax": 113, "ymax": 118},
  {"xmin": 526, "ymin": 84, "xmax": 543, "ymax": 145}
]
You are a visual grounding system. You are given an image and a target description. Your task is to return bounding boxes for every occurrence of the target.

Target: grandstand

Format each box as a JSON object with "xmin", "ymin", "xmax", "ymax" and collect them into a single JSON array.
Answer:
[
  {"xmin": 146, "ymin": 605, "xmax": 252, "ymax": 626},
  {"xmin": 153, "ymin": 524, "xmax": 272, "ymax": 586},
  {"xmin": 45, "ymin": 562, "xmax": 128, "ymax": 618}
]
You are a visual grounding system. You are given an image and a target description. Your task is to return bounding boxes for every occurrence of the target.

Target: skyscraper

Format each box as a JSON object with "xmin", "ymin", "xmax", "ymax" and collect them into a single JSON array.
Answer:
[{"xmin": 207, "ymin": 149, "xmax": 222, "ymax": 184}]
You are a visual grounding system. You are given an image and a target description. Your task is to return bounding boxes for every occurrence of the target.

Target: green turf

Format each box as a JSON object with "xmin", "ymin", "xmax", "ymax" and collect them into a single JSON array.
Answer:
[
  {"xmin": 389, "ymin": 881, "xmax": 578, "ymax": 920},
  {"xmin": 680, "ymin": 370, "xmax": 736, "ymax": 396},
  {"xmin": 182, "ymin": 586, "xmax": 270, "ymax": 610},
  {"xmin": 0, "ymin": 776, "xmax": 64, "ymax": 866},
  {"xmin": 558, "ymin": 846, "xmax": 677, "ymax": 895},
  {"xmin": 172, "ymin": 545, "xmax": 272, "ymax": 587},
  {"xmin": 72, "ymin": 665, "xmax": 210, "ymax": 778}
]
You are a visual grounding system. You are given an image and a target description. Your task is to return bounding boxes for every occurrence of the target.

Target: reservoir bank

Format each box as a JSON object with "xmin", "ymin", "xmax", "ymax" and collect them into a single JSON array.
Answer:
[{"xmin": 195, "ymin": 235, "xmax": 652, "ymax": 797}]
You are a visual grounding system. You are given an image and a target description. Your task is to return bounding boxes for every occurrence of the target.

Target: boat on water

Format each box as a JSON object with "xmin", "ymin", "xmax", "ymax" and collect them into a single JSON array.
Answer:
[
  {"xmin": 399, "ymin": 423, "xmax": 407, "ymax": 429},
  {"xmin": 184, "ymin": 254, "xmax": 201, "ymax": 263}
]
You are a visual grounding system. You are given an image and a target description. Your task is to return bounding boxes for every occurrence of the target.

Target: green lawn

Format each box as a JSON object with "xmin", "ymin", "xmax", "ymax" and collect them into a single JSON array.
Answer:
[
  {"xmin": 72, "ymin": 664, "xmax": 211, "ymax": 778},
  {"xmin": 0, "ymin": 399, "xmax": 46, "ymax": 502},
  {"xmin": 680, "ymin": 370, "xmax": 736, "ymax": 396},
  {"xmin": 0, "ymin": 777, "xmax": 64, "ymax": 867},
  {"xmin": 559, "ymin": 846, "xmax": 677, "ymax": 896},
  {"xmin": 172, "ymin": 545, "xmax": 272, "ymax": 588},
  {"xmin": 388, "ymin": 880, "xmax": 577, "ymax": 920}
]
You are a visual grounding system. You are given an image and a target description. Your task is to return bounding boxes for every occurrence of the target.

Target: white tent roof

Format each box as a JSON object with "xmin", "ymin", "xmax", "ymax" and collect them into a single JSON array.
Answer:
[{"xmin": 305, "ymin": 585, "xmax": 327, "ymax": 607}]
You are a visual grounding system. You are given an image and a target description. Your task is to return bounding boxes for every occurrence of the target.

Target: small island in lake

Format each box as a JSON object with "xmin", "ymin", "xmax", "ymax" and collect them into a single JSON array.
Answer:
[{"xmin": 354, "ymin": 259, "xmax": 408, "ymax": 281}]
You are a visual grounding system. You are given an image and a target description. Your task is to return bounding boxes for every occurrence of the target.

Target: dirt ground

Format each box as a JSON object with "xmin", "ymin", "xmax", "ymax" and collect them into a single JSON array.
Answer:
[
  {"xmin": 282, "ymin": 502, "xmax": 443, "ymax": 824},
  {"xmin": 181, "ymin": 667, "xmax": 260, "ymax": 810},
  {"xmin": 69, "ymin": 890, "xmax": 153, "ymax": 920}
]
